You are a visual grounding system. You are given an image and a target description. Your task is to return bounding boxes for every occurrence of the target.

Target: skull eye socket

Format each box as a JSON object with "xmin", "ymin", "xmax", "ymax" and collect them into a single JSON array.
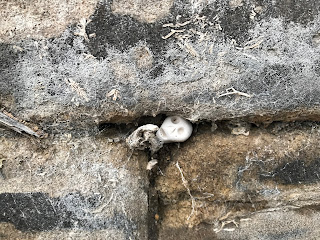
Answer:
[
  {"xmin": 171, "ymin": 117, "xmax": 180, "ymax": 124},
  {"xmin": 177, "ymin": 127, "xmax": 184, "ymax": 134}
]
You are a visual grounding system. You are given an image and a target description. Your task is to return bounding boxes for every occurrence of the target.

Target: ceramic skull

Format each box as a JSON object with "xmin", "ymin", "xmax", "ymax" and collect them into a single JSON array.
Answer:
[{"xmin": 156, "ymin": 116, "xmax": 193, "ymax": 143}]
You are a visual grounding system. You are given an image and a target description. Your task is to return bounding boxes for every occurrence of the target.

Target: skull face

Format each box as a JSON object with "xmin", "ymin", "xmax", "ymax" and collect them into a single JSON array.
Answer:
[{"xmin": 156, "ymin": 116, "xmax": 193, "ymax": 143}]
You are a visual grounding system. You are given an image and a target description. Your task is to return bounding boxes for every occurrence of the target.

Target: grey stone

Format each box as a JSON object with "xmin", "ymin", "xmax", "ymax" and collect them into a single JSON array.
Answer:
[
  {"xmin": 0, "ymin": 133, "xmax": 148, "ymax": 239},
  {"xmin": 1, "ymin": 0, "xmax": 320, "ymax": 239},
  {"xmin": 0, "ymin": 0, "xmax": 320, "ymax": 130}
]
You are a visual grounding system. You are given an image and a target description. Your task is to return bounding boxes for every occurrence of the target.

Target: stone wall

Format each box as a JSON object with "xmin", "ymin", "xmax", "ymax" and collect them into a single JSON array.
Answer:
[{"xmin": 1, "ymin": 0, "xmax": 320, "ymax": 239}]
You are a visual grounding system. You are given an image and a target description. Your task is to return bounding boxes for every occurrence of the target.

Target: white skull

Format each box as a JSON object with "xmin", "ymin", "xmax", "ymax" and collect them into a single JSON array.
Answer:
[{"xmin": 156, "ymin": 116, "xmax": 193, "ymax": 143}]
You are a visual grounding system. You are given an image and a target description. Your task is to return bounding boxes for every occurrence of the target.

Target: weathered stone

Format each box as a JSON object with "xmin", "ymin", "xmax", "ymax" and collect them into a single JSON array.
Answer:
[
  {"xmin": 0, "ymin": 0, "xmax": 98, "ymax": 42},
  {"xmin": 0, "ymin": 0, "xmax": 320, "ymax": 130},
  {"xmin": 159, "ymin": 210, "xmax": 320, "ymax": 240},
  {"xmin": 111, "ymin": 0, "xmax": 174, "ymax": 23},
  {"xmin": 1, "ymin": 0, "xmax": 320, "ymax": 239},
  {"xmin": 0, "ymin": 130, "xmax": 148, "ymax": 239},
  {"xmin": 155, "ymin": 122, "xmax": 320, "ymax": 239}
]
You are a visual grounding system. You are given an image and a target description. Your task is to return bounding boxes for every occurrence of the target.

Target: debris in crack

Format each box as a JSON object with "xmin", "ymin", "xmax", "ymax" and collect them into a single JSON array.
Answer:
[
  {"xmin": 146, "ymin": 158, "xmax": 158, "ymax": 170},
  {"xmin": 126, "ymin": 124, "xmax": 163, "ymax": 153},
  {"xmin": 227, "ymin": 120, "xmax": 251, "ymax": 136},
  {"xmin": 211, "ymin": 122, "xmax": 218, "ymax": 132}
]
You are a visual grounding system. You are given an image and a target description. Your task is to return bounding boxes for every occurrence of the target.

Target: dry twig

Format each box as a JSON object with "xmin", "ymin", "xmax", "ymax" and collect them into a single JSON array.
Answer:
[
  {"xmin": 65, "ymin": 78, "xmax": 89, "ymax": 102},
  {"xmin": 175, "ymin": 161, "xmax": 196, "ymax": 220},
  {"xmin": 0, "ymin": 112, "xmax": 39, "ymax": 137},
  {"xmin": 74, "ymin": 18, "xmax": 91, "ymax": 42},
  {"xmin": 214, "ymin": 219, "xmax": 239, "ymax": 233},
  {"xmin": 146, "ymin": 159, "xmax": 158, "ymax": 170},
  {"xmin": 162, "ymin": 29, "xmax": 186, "ymax": 39},
  {"xmin": 218, "ymin": 87, "xmax": 251, "ymax": 98},
  {"xmin": 107, "ymin": 89, "xmax": 120, "ymax": 101},
  {"xmin": 244, "ymin": 39, "xmax": 264, "ymax": 50}
]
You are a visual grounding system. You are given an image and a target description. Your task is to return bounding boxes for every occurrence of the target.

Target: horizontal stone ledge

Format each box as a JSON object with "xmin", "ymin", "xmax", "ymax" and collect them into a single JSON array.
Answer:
[{"xmin": 1, "ymin": 1, "xmax": 320, "ymax": 130}]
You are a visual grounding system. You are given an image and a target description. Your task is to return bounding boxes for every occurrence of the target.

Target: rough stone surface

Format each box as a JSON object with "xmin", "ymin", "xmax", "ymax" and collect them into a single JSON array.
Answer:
[
  {"xmin": 111, "ymin": 0, "xmax": 174, "ymax": 23},
  {"xmin": 0, "ymin": 129, "xmax": 148, "ymax": 239},
  {"xmin": 158, "ymin": 210, "xmax": 320, "ymax": 240},
  {"xmin": 155, "ymin": 122, "xmax": 320, "ymax": 239},
  {"xmin": 0, "ymin": 0, "xmax": 98, "ymax": 42},
  {"xmin": 1, "ymin": 0, "xmax": 320, "ymax": 128},
  {"xmin": 1, "ymin": 0, "xmax": 320, "ymax": 239}
]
